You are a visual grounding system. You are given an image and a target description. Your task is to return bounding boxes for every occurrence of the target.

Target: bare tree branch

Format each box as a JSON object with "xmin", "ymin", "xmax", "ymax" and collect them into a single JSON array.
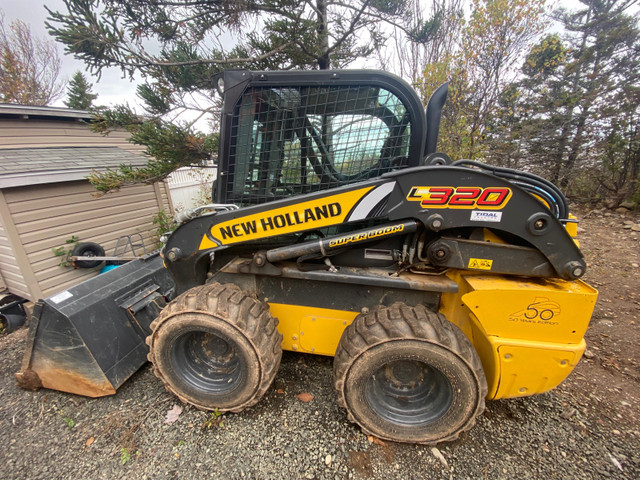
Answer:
[{"xmin": 0, "ymin": 13, "xmax": 65, "ymax": 105}]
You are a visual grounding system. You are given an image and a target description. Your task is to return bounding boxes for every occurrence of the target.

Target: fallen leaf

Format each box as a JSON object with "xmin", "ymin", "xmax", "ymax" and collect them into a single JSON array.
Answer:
[
  {"xmin": 164, "ymin": 404, "xmax": 183, "ymax": 424},
  {"xmin": 560, "ymin": 407, "xmax": 577, "ymax": 420},
  {"xmin": 85, "ymin": 437, "xmax": 95, "ymax": 447},
  {"xmin": 608, "ymin": 453, "xmax": 623, "ymax": 472},
  {"xmin": 367, "ymin": 435, "xmax": 386, "ymax": 447},
  {"xmin": 277, "ymin": 388, "xmax": 285, "ymax": 394},
  {"xmin": 431, "ymin": 447, "xmax": 449, "ymax": 469},
  {"xmin": 296, "ymin": 392, "xmax": 314, "ymax": 403}
]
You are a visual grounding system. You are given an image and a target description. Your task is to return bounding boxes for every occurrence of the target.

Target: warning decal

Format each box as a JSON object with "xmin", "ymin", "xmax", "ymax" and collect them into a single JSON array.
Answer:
[{"xmin": 468, "ymin": 258, "xmax": 493, "ymax": 270}]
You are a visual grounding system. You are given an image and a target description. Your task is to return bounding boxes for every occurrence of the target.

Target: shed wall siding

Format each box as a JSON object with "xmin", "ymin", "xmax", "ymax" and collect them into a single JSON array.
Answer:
[
  {"xmin": 153, "ymin": 181, "xmax": 174, "ymax": 217},
  {"xmin": 161, "ymin": 181, "xmax": 174, "ymax": 213},
  {"xmin": 0, "ymin": 191, "xmax": 33, "ymax": 299},
  {"xmin": 0, "ymin": 212, "xmax": 29, "ymax": 298},
  {"xmin": 3, "ymin": 181, "xmax": 167, "ymax": 299},
  {"xmin": 0, "ymin": 119, "xmax": 145, "ymax": 154}
]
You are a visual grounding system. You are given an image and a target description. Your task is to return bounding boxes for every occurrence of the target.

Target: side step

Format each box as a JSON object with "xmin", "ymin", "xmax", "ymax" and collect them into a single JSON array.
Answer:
[{"xmin": 15, "ymin": 253, "xmax": 174, "ymax": 397}]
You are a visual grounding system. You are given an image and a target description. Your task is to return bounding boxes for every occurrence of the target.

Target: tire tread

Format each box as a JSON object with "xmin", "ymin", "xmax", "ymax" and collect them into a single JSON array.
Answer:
[
  {"xmin": 333, "ymin": 302, "xmax": 487, "ymax": 444},
  {"xmin": 147, "ymin": 282, "xmax": 282, "ymax": 413}
]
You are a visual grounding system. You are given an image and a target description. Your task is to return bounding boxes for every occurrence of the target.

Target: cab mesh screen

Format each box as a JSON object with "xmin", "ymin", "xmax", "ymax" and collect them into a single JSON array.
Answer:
[{"xmin": 224, "ymin": 84, "xmax": 411, "ymax": 204}]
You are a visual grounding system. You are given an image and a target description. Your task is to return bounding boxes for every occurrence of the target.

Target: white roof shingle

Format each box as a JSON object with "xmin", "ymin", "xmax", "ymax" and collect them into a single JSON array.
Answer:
[{"xmin": 0, "ymin": 146, "xmax": 150, "ymax": 188}]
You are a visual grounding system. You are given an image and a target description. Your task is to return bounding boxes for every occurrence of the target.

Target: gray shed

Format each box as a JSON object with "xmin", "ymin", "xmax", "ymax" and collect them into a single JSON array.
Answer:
[{"xmin": 0, "ymin": 105, "xmax": 173, "ymax": 301}]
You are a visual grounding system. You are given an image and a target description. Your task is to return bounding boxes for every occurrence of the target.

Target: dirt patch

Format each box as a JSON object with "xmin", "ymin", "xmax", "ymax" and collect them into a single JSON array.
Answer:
[{"xmin": 1, "ymin": 207, "xmax": 639, "ymax": 479}]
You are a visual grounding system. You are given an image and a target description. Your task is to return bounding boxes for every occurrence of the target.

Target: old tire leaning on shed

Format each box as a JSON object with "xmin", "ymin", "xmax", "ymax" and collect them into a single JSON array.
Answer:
[
  {"xmin": 333, "ymin": 302, "xmax": 487, "ymax": 444},
  {"xmin": 147, "ymin": 283, "xmax": 282, "ymax": 412},
  {"xmin": 71, "ymin": 242, "xmax": 105, "ymax": 268}
]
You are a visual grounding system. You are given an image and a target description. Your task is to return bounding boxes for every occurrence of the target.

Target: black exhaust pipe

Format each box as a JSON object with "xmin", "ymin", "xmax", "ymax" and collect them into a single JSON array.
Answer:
[{"xmin": 424, "ymin": 82, "xmax": 449, "ymax": 155}]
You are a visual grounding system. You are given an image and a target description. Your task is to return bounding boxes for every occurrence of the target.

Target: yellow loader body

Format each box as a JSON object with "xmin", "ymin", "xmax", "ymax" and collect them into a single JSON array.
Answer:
[{"xmin": 271, "ymin": 270, "xmax": 597, "ymax": 400}]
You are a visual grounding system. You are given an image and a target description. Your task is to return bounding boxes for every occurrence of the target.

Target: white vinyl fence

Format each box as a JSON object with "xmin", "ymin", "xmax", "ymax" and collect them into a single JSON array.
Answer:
[{"xmin": 167, "ymin": 165, "xmax": 217, "ymax": 211}]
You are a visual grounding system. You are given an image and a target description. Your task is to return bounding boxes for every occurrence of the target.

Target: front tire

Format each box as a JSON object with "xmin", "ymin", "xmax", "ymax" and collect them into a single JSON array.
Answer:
[
  {"xmin": 333, "ymin": 303, "xmax": 487, "ymax": 444},
  {"xmin": 147, "ymin": 283, "xmax": 282, "ymax": 412}
]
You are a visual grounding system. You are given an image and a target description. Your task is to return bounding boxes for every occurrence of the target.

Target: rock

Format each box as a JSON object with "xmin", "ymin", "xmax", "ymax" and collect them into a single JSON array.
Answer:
[
  {"xmin": 296, "ymin": 392, "xmax": 314, "ymax": 402},
  {"xmin": 616, "ymin": 207, "xmax": 629, "ymax": 214},
  {"xmin": 632, "ymin": 225, "xmax": 640, "ymax": 232},
  {"xmin": 624, "ymin": 225, "xmax": 632, "ymax": 229},
  {"xmin": 620, "ymin": 201, "xmax": 635, "ymax": 209},
  {"xmin": 583, "ymin": 350, "xmax": 595, "ymax": 359}
]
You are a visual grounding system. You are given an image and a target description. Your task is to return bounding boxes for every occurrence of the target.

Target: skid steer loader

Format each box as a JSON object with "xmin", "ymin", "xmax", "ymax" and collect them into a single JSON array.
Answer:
[{"xmin": 17, "ymin": 70, "xmax": 597, "ymax": 445}]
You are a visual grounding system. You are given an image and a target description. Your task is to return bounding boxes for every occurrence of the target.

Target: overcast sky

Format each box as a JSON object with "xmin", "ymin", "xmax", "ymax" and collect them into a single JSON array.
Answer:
[
  {"xmin": 2, "ymin": 0, "xmax": 140, "ymax": 109},
  {"xmin": 3, "ymin": 0, "xmax": 586, "ymax": 124}
]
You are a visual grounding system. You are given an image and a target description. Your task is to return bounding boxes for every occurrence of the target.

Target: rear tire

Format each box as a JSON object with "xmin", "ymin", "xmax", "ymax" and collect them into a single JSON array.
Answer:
[
  {"xmin": 333, "ymin": 303, "xmax": 487, "ymax": 444},
  {"xmin": 147, "ymin": 283, "xmax": 282, "ymax": 412}
]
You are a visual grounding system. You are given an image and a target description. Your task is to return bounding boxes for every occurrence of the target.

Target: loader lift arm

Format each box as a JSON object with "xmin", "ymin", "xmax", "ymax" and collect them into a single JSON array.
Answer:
[{"xmin": 163, "ymin": 165, "xmax": 586, "ymax": 294}]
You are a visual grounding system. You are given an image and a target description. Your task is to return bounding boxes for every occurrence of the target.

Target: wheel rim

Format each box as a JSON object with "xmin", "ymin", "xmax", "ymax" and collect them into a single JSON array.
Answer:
[
  {"xmin": 170, "ymin": 330, "xmax": 244, "ymax": 394},
  {"xmin": 365, "ymin": 359, "xmax": 453, "ymax": 426}
]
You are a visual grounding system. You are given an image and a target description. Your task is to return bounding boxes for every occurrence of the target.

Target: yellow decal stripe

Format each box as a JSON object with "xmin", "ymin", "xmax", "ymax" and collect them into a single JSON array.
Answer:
[{"xmin": 199, "ymin": 186, "xmax": 375, "ymax": 249}]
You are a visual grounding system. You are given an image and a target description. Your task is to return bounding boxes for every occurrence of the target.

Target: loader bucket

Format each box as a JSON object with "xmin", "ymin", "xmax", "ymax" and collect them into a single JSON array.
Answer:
[{"xmin": 15, "ymin": 253, "xmax": 174, "ymax": 398}]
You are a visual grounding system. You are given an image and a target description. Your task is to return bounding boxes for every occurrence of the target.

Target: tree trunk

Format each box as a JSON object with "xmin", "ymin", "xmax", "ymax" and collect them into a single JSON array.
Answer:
[
  {"xmin": 560, "ymin": 8, "xmax": 602, "ymax": 189},
  {"xmin": 560, "ymin": 110, "xmax": 588, "ymax": 188},
  {"xmin": 317, "ymin": 0, "xmax": 330, "ymax": 69},
  {"xmin": 551, "ymin": 121, "xmax": 570, "ymax": 184}
]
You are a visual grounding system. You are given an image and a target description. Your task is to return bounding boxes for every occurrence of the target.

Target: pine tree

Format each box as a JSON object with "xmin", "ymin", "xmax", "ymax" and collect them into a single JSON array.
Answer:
[
  {"xmin": 64, "ymin": 71, "xmax": 97, "ymax": 110},
  {"xmin": 512, "ymin": 0, "xmax": 640, "ymax": 199},
  {"xmin": 45, "ymin": 0, "xmax": 439, "ymax": 193}
]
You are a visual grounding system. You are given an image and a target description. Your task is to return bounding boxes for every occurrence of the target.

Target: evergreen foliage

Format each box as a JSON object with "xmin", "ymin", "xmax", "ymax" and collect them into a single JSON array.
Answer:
[
  {"xmin": 416, "ymin": 0, "xmax": 639, "ymax": 205},
  {"xmin": 490, "ymin": 0, "xmax": 640, "ymax": 203},
  {"xmin": 64, "ymin": 70, "xmax": 98, "ymax": 110},
  {"xmin": 46, "ymin": 0, "xmax": 438, "ymax": 193},
  {"xmin": 44, "ymin": 0, "xmax": 640, "ymax": 205}
]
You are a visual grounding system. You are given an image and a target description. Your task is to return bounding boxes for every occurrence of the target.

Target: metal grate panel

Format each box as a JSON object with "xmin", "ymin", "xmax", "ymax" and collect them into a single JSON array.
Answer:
[{"xmin": 225, "ymin": 84, "xmax": 412, "ymax": 205}]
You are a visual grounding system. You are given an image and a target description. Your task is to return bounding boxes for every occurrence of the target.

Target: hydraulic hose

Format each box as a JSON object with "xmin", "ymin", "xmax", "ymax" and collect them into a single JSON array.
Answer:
[{"xmin": 452, "ymin": 160, "xmax": 569, "ymax": 220}]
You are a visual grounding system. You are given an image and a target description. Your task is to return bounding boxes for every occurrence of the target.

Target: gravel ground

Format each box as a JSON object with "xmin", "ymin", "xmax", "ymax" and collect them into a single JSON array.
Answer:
[{"xmin": 1, "ymin": 208, "xmax": 639, "ymax": 480}]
